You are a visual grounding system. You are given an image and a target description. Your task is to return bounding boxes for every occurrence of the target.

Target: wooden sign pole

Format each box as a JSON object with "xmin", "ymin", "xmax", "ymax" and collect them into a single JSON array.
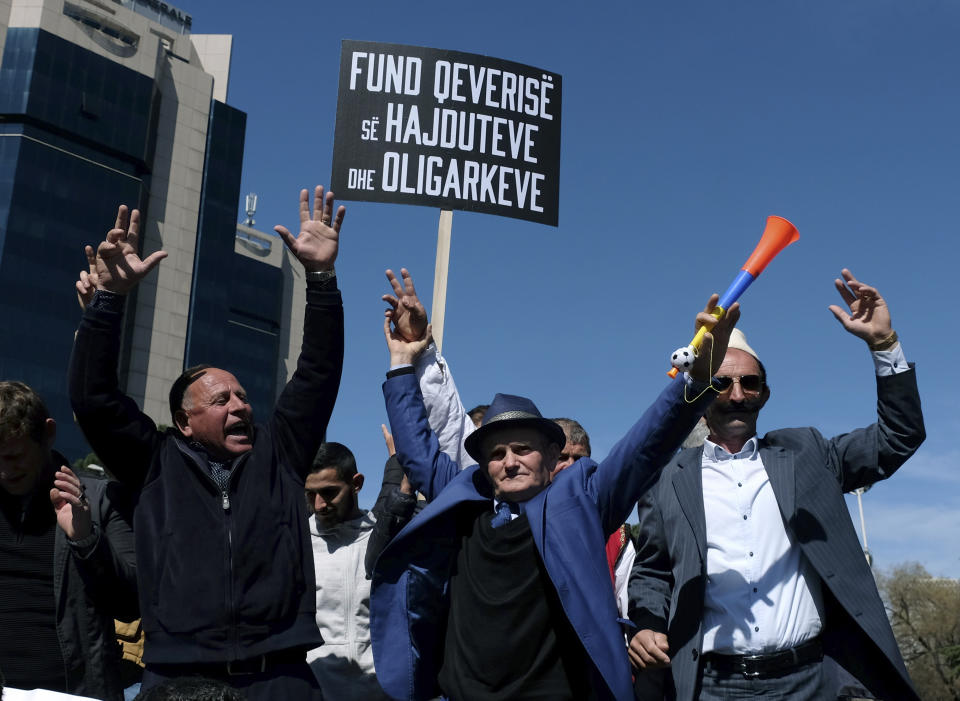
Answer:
[{"xmin": 431, "ymin": 209, "xmax": 453, "ymax": 353}]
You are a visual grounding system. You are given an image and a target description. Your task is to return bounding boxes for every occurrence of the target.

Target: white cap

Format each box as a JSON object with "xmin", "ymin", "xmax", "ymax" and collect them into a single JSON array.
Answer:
[{"xmin": 726, "ymin": 328, "xmax": 759, "ymax": 361}]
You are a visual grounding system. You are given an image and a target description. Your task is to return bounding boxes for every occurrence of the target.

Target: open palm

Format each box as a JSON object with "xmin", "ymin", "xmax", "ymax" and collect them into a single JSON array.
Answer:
[
  {"xmin": 94, "ymin": 205, "xmax": 167, "ymax": 294},
  {"xmin": 828, "ymin": 268, "xmax": 892, "ymax": 345},
  {"xmin": 274, "ymin": 186, "xmax": 345, "ymax": 271}
]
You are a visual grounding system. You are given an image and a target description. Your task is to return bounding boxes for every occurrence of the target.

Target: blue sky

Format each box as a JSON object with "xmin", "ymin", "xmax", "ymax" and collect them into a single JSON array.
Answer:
[{"xmin": 193, "ymin": 1, "xmax": 958, "ymax": 577}]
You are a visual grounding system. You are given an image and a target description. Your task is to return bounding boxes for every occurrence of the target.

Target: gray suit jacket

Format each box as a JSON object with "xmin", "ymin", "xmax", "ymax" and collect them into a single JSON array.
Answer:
[{"xmin": 629, "ymin": 368, "xmax": 925, "ymax": 701}]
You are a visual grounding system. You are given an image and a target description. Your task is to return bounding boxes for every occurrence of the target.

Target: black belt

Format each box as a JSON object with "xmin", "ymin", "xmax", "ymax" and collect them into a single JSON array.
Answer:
[
  {"xmin": 149, "ymin": 648, "xmax": 307, "ymax": 677},
  {"xmin": 702, "ymin": 636, "xmax": 823, "ymax": 679}
]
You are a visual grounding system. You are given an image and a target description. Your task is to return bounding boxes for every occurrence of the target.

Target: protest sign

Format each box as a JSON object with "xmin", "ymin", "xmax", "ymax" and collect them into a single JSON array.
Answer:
[{"xmin": 331, "ymin": 40, "xmax": 562, "ymax": 226}]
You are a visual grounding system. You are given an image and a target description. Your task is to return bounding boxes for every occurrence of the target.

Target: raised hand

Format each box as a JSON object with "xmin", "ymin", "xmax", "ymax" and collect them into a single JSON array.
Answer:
[
  {"xmin": 274, "ymin": 186, "xmax": 345, "ymax": 272},
  {"xmin": 93, "ymin": 205, "xmax": 168, "ymax": 295},
  {"xmin": 50, "ymin": 466, "xmax": 92, "ymax": 541},
  {"xmin": 76, "ymin": 245, "xmax": 99, "ymax": 309},
  {"xmin": 828, "ymin": 268, "xmax": 893, "ymax": 346},
  {"xmin": 384, "ymin": 316, "xmax": 432, "ymax": 368},
  {"xmin": 381, "ymin": 424, "xmax": 414, "ymax": 494},
  {"xmin": 689, "ymin": 295, "xmax": 741, "ymax": 381},
  {"xmin": 381, "ymin": 423, "xmax": 397, "ymax": 457},
  {"xmin": 383, "ymin": 268, "xmax": 428, "ymax": 342}
]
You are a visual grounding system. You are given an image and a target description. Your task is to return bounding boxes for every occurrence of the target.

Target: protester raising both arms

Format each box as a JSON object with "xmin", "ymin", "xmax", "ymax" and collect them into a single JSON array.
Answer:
[
  {"xmin": 628, "ymin": 269, "xmax": 925, "ymax": 701},
  {"xmin": 69, "ymin": 186, "xmax": 346, "ymax": 701}
]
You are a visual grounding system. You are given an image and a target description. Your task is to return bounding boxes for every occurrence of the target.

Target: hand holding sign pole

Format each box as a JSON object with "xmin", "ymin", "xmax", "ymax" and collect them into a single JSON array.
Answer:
[{"xmin": 668, "ymin": 216, "xmax": 799, "ymax": 378}]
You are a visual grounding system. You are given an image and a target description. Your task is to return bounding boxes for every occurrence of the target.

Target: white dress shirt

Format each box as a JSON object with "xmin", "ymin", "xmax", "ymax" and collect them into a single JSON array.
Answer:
[
  {"xmin": 700, "ymin": 344, "xmax": 908, "ymax": 654},
  {"xmin": 700, "ymin": 435, "xmax": 826, "ymax": 654}
]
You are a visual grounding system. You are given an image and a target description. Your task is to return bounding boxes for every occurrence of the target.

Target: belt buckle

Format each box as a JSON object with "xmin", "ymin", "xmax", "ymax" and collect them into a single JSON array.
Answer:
[
  {"xmin": 226, "ymin": 655, "xmax": 266, "ymax": 676},
  {"xmin": 739, "ymin": 654, "xmax": 763, "ymax": 679}
]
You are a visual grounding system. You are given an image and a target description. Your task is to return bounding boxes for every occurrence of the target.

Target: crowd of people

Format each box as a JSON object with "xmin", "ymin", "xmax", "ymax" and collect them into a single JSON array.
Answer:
[{"xmin": 0, "ymin": 185, "xmax": 925, "ymax": 701}]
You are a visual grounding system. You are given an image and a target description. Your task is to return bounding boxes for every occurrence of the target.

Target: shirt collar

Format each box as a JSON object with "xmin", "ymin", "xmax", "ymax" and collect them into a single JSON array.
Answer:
[{"xmin": 703, "ymin": 435, "xmax": 759, "ymax": 462}]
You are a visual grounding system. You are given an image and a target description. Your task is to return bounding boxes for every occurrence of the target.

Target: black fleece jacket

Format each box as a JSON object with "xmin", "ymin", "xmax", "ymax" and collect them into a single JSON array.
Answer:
[{"xmin": 69, "ymin": 281, "xmax": 343, "ymax": 664}]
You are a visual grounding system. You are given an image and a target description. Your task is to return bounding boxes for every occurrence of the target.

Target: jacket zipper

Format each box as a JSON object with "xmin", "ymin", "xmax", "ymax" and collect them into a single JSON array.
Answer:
[
  {"xmin": 222, "ymin": 484, "xmax": 238, "ymax": 659},
  {"xmin": 174, "ymin": 440, "xmax": 246, "ymax": 659},
  {"xmin": 223, "ymin": 466, "xmax": 243, "ymax": 659}
]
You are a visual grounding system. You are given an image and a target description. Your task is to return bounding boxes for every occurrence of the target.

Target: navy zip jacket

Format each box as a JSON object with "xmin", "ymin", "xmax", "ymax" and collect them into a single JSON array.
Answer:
[{"xmin": 69, "ymin": 281, "xmax": 343, "ymax": 664}]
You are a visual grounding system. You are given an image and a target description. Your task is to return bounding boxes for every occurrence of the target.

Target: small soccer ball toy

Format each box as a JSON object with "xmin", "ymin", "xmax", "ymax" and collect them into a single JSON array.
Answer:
[{"xmin": 670, "ymin": 345, "xmax": 697, "ymax": 373}]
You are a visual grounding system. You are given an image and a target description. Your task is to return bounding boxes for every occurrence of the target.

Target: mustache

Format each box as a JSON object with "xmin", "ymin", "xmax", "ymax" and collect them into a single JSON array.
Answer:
[{"xmin": 712, "ymin": 398, "xmax": 765, "ymax": 414}]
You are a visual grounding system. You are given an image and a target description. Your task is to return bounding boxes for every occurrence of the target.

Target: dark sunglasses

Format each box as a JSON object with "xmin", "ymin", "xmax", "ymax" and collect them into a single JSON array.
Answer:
[{"xmin": 714, "ymin": 374, "xmax": 764, "ymax": 394}]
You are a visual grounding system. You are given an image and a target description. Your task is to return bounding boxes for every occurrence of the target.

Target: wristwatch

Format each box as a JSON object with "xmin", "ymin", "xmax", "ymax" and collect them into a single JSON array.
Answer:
[{"xmin": 305, "ymin": 268, "xmax": 336, "ymax": 283}]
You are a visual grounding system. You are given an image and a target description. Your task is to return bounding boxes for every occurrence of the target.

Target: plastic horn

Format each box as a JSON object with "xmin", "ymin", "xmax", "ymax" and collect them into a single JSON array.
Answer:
[{"xmin": 667, "ymin": 216, "xmax": 800, "ymax": 377}]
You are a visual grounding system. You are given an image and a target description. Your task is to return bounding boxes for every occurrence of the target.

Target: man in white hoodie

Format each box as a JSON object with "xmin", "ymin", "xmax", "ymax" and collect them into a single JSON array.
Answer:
[{"xmin": 305, "ymin": 442, "xmax": 391, "ymax": 700}]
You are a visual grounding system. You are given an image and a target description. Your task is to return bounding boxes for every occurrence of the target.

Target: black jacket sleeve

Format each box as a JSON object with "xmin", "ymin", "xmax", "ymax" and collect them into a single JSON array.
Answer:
[
  {"xmin": 364, "ymin": 455, "xmax": 418, "ymax": 578},
  {"xmin": 69, "ymin": 298, "xmax": 161, "ymax": 491},
  {"xmin": 70, "ymin": 477, "xmax": 139, "ymax": 622},
  {"xmin": 269, "ymin": 281, "xmax": 344, "ymax": 481}
]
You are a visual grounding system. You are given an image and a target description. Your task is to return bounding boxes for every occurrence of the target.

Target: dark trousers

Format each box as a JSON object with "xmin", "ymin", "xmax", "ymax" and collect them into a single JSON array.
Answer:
[
  {"xmin": 697, "ymin": 659, "xmax": 829, "ymax": 700},
  {"xmin": 142, "ymin": 661, "xmax": 323, "ymax": 701},
  {"xmin": 634, "ymin": 667, "xmax": 667, "ymax": 700}
]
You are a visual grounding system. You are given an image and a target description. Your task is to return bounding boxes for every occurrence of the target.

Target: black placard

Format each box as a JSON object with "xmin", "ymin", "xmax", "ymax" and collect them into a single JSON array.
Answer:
[{"xmin": 331, "ymin": 41, "xmax": 562, "ymax": 226}]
